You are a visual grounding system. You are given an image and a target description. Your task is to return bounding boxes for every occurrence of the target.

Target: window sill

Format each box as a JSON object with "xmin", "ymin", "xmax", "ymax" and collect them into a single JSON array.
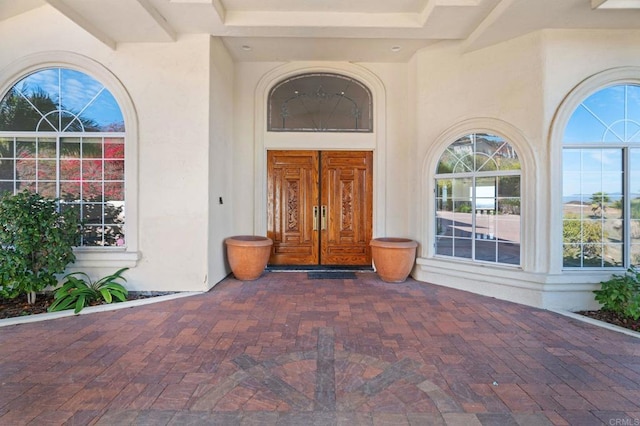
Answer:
[{"xmin": 72, "ymin": 249, "xmax": 140, "ymax": 269}]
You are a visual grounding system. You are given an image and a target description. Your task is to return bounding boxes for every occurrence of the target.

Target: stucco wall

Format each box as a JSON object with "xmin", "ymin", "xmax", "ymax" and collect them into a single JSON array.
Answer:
[
  {"xmin": 412, "ymin": 29, "xmax": 640, "ymax": 311},
  {"xmin": 542, "ymin": 29, "xmax": 640, "ymax": 276},
  {"xmin": 207, "ymin": 37, "xmax": 235, "ymax": 287},
  {"xmin": 233, "ymin": 61, "xmax": 281, "ymax": 235},
  {"xmin": 412, "ymin": 33, "xmax": 552, "ymax": 307},
  {"xmin": 117, "ymin": 38, "xmax": 211, "ymax": 292},
  {"xmin": 414, "ymin": 32, "xmax": 545, "ymax": 265},
  {"xmin": 3, "ymin": 5, "xmax": 640, "ymax": 309},
  {"xmin": 362, "ymin": 63, "xmax": 411, "ymax": 238},
  {"xmin": 0, "ymin": 6, "xmax": 213, "ymax": 292}
]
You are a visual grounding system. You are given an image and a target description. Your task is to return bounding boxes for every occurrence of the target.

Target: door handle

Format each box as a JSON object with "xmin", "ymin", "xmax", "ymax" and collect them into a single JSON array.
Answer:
[
  {"xmin": 313, "ymin": 206, "xmax": 319, "ymax": 231},
  {"xmin": 321, "ymin": 205, "xmax": 327, "ymax": 230}
]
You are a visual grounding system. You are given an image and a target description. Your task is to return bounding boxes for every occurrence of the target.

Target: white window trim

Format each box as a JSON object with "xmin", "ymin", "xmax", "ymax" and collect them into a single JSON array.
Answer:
[
  {"xmin": 421, "ymin": 117, "xmax": 538, "ymax": 272},
  {"xmin": 434, "ymin": 174, "xmax": 522, "ymax": 267},
  {"xmin": 549, "ymin": 67, "xmax": 640, "ymax": 273},
  {"xmin": 0, "ymin": 51, "xmax": 140, "ymax": 268}
]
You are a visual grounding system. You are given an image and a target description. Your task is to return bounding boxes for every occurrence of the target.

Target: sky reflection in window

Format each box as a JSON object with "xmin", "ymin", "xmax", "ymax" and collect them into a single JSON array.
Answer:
[{"xmin": 0, "ymin": 68, "xmax": 124, "ymax": 132}]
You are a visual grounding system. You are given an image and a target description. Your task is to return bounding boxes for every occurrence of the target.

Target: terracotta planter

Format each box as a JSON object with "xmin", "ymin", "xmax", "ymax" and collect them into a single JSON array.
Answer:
[
  {"xmin": 370, "ymin": 238, "xmax": 418, "ymax": 283},
  {"xmin": 225, "ymin": 236, "xmax": 273, "ymax": 280}
]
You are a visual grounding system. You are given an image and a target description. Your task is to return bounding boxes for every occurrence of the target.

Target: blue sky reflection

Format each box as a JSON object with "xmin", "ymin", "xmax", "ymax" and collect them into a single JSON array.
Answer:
[
  {"xmin": 563, "ymin": 85, "xmax": 640, "ymax": 201},
  {"xmin": 564, "ymin": 85, "xmax": 640, "ymax": 144},
  {"xmin": 11, "ymin": 68, "xmax": 124, "ymax": 131}
]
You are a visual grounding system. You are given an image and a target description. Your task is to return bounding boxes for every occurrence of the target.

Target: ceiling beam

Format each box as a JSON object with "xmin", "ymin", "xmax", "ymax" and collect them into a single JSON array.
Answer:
[
  {"xmin": 46, "ymin": 0, "xmax": 117, "ymax": 49},
  {"xmin": 418, "ymin": 0, "xmax": 438, "ymax": 26},
  {"xmin": 419, "ymin": 0, "xmax": 484, "ymax": 27},
  {"xmin": 211, "ymin": 0, "xmax": 226, "ymax": 23},
  {"xmin": 592, "ymin": 0, "xmax": 640, "ymax": 8},
  {"xmin": 461, "ymin": 0, "xmax": 514, "ymax": 52},
  {"xmin": 224, "ymin": 11, "xmax": 422, "ymax": 29},
  {"xmin": 137, "ymin": 0, "xmax": 177, "ymax": 41},
  {"xmin": 168, "ymin": 0, "xmax": 225, "ymax": 28}
]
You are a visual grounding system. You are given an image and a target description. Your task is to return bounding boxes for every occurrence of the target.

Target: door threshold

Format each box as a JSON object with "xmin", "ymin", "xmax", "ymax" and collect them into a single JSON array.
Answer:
[{"xmin": 266, "ymin": 265, "xmax": 374, "ymax": 272}]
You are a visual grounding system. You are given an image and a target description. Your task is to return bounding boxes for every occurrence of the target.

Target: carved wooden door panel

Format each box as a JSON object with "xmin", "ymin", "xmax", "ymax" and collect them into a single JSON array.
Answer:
[
  {"xmin": 267, "ymin": 150, "xmax": 372, "ymax": 266},
  {"xmin": 320, "ymin": 151, "xmax": 373, "ymax": 265},
  {"xmin": 267, "ymin": 151, "xmax": 319, "ymax": 265}
]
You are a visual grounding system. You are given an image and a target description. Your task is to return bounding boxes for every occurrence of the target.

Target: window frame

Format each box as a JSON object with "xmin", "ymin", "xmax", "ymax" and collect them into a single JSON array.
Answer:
[
  {"xmin": 434, "ymin": 132, "xmax": 522, "ymax": 267},
  {"xmin": 267, "ymin": 72, "xmax": 373, "ymax": 133},
  {"xmin": 550, "ymin": 67, "xmax": 640, "ymax": 274},
  {"xmin": 0, "ymin": 53, "xmax": 139, "ymax": 268},
  {"xmin": 561, "ymin": 83, "xmax": 640, "ymax": 270}
]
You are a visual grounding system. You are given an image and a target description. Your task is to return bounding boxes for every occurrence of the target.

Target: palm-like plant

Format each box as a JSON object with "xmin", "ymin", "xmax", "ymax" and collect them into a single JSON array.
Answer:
[
  {"xmin": 591, "ymin": 191, "xmax": 611, "ymax": 217},
  {"xmin": 48, "ymin": 268, "xmax": 128, "ymax": 314}
]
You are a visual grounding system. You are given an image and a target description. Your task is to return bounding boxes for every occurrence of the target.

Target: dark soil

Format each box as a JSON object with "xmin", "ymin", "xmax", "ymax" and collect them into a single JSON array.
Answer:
[
  {"xmin": 0, "ymin": 292, "xmax": 167, "ymax": 319},
  {"xmin": 0, "ymin": 293, "xmax": 56, "ymax": 319},
  {"xmin": 577, "ymin": 310, "xmax": 640, "ymax": 333}
]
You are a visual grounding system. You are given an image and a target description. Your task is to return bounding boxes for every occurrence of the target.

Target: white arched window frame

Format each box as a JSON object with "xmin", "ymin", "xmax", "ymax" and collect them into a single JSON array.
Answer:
[
  {"xmin": 0, "ymin": 52, "xmax": 139, "ymax": 267},
  {"xmin": 421, "ymin": 118, "xmax": 536, "ymax": 271},
  {"xmin": 434, "ymin": 133, "xmax": 522, "ymax": 266},
  {"xmin": 551, "ymin": 68, "xmax": 640, "ymax": 271}
]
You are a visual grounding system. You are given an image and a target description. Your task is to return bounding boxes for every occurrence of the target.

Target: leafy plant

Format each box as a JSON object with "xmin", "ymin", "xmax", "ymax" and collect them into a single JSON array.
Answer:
[
  {"xmin": 594, "ymin": 267, "xmax": 640, "ymax": 320},
  {"xmin": 456, "ymin": 203, "xmax": 472, "ymax": 213},
  {"xmin": 562, "ymin": 213, "xmax": 606, "ymax": 266},
  {"xmin": 0, "ymin": 190, "xmax": 78, "ymax": 304},
  {"xmin": 610, "ymin": 198, "xmax": 640, "ymax": 222},
  {"xmin": 48, "ymin": 268, "xmax": 129, "ymax": 314}
]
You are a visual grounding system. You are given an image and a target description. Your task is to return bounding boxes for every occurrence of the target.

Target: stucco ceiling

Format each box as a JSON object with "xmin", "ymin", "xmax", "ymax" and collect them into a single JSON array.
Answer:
[{"xmin": 1, "ymin": 0, "xmax": 640, "ymax": 61}]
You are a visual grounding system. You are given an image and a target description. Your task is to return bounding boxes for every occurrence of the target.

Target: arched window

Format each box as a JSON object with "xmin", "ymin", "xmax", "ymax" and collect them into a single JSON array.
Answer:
[
  {"xmin": 435, "ymin": 133, "xmax": 521, "ymax": 265},
  {"xmin": 562, "ymin": 84, "xmax": 640, "ymax": 268},
  {"xmin": 0, "ymin": 67, "xmax": 125, "ymax": 247},
  {"xmin": 268, "ymin": 73, "xmax": 372, "ymax": 132}
]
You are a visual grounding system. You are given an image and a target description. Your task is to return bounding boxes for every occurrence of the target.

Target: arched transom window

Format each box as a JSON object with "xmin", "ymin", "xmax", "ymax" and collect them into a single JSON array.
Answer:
[
  {"xmin": 268, "ymin": 73, "xmax": 372, "ymax": 132},
  {"xmin": 0, "ymin": 67, "xmax": 125, "ymax": 247},
  {"xmin": 435, "ymin": 133, "xmax": 521, "ymax": 265},
  {"xmin": 562, "ymin": 84, "xmax": 640, "ymax": 268}
]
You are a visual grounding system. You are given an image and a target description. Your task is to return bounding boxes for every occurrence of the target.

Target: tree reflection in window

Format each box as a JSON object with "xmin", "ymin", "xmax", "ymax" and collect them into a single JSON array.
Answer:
[
  {"xmin": 0, "ymin": 68, "xmax": 124, "ymax": 132},
  {"xmin": 268, "ymin": 73, "xmax": 372, "ymax": 132},
  {"xmin": 0, "ymin": 68, "xmax": 125, "ymax": 247}
]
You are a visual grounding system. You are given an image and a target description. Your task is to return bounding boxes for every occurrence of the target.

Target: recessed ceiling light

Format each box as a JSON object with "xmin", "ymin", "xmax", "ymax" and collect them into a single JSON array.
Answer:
[
  {"xmin": 241, "ymin": 45, "xmax": 252, "ymax": 51},
  {"xmin": 391, "ymin": 46, "xmax": 401, "ymax": 52}
]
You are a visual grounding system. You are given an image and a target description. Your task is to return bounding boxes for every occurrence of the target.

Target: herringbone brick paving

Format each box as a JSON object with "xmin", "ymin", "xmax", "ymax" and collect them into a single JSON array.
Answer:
[{"xmin": 0, "ymin": 272, "xmax": 639, "ymax": 425}]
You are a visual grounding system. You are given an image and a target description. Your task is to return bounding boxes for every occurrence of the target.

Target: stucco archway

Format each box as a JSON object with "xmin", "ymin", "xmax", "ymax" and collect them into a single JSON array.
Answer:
[
  {"xmin": 252, "ymin": 63, "xmax": 387, "ymax": 239},
  {"xmin": 420, "ymin": 117, "xmax": 537, "ymax": 269},
  {"xmin": 548, "ymin": 66, "xmax": 640, "ymax": 274},
  {"xmin": 0, "ymin": 51, "xmax": 140, "ymax": 267}
]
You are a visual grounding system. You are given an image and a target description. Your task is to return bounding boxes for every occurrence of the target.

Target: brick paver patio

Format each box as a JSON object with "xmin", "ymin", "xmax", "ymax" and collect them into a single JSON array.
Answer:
[{"xmin": 1, "ymin": 272, "xmax": 639, "ymax": 425}]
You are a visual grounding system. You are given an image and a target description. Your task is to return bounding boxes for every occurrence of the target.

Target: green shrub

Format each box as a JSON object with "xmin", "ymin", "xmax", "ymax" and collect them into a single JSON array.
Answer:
[
  {"xmin": 48, "ymin": 268, "xmax": 129, "ymax": 314},
  {"xmin": 0, "ymin": 191, "xmax": 78, "ymax": 303},
  {"xmin": 611, "ymin": 198, "xmax": 639, "ymax": 217},
  {"xmin": 563, "ymin": 214, "xmax": 605, "ymax": 265},
  {"xmin": 456, "ymin": 203, "xmax": 471, "ymax": 213},
  {"xmin": 594, "ymin": 267, "xmax": 640, "ymax": 320}
]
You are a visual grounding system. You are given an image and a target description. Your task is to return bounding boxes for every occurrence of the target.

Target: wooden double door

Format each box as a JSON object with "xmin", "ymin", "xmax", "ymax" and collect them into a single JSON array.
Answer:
[{"xmin": 267, "ymin": 150, "xmax": 373, "ymax": 266}]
